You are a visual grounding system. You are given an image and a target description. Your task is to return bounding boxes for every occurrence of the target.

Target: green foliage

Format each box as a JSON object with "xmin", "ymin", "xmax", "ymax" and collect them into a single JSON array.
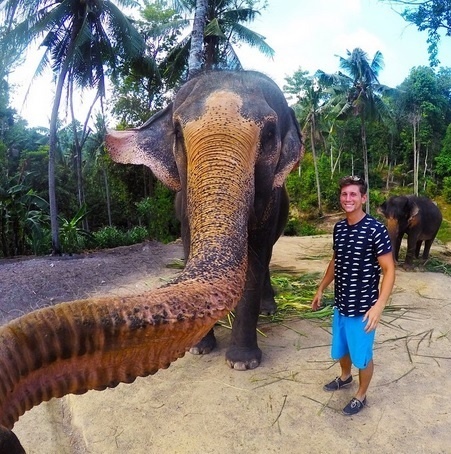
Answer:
[
  {"xmin": 58, "ymin": 204, "xmax": 93, "ymax": 254},
  {"xmin": 127, "ymin": 226, "xmax": 149, "ymax": 244},
  {"xmin": 442, "ymin": 177, "xmax": 451, "ymax": 203},
  {"xmin": 92, "ymin": 225, "xmax": 150, "ymax": 249},
  {"xmin": 93, "ymin": 226, "xmax": 127, "ymax": 249},
  {"xmin": 0, "ymin": 175, "xmax": 50, "ymax": 257},
  {"xmin": 284, "ymin": 216, "xmax": 324, "ymax": 236},
  {"xmin": 436, "ymin": 124, "xmax": 451, "ymax": 178},
  {"xmin": 135, "ymin": 182, "xmax": 180, "ymax": 243},
  {"xmin": 389, "ymin": 0, "xmax": 451, "ymax": 66}
]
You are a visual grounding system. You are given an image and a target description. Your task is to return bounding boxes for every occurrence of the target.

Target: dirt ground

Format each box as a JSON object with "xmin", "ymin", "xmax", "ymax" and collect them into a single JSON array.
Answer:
[{"xmin": 2, "ymin": 231, "xmax": 451, "ymax": 453}]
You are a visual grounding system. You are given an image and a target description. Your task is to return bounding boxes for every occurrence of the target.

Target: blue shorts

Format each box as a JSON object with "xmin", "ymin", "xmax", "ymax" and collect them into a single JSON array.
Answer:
[{"xmin": 331, "ymin": 308, "xmax": 375, "ymax": 369}]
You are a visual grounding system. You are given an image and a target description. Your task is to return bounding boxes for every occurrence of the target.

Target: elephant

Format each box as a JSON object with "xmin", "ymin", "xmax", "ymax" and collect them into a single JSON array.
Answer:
[
  {"xmin": 378, "ymin": 195, "xmax": 442, "ymax": 268},
  {"xmin": 0, "ymin": 70, "xmax": 303, "ymax": 452}
]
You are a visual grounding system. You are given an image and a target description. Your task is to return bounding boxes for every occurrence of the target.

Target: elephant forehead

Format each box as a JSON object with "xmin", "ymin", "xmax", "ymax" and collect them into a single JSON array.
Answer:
[
  {"xmin": 182, "ymin": 91, "xmax": 261, "ymax": 152},
  {"xmin": 176, "ymin": 90, "xmax": 275, "ymax": 127}
]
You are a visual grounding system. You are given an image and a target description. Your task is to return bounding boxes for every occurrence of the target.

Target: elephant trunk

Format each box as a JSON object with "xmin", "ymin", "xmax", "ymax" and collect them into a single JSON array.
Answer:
[
  {"xmin": 0, "ymin": 109, "xmax": 259, "ymax": 441},
  {"xmin": 385, "ymin": 217, "xmax": 400, "ymax": 259},
  {"xmin": 0, "ymin": 273, "xmax": 247, "ymax": 430}
]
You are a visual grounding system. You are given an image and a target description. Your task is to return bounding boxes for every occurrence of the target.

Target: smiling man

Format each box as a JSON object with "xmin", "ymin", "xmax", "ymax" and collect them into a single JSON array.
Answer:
[{"xmin": 311, "ymin": 175, "xmax": 395, "ymax": 416}]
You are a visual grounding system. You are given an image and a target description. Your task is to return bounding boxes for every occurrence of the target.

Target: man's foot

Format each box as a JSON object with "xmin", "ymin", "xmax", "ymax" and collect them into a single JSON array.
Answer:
[
  {"xmin": 323, "ymin": 375, "xmax": 353, "ymax": 392},
  {"xmin": 342, "ymin": 397, "xmax": 367, "ymax": 416}
]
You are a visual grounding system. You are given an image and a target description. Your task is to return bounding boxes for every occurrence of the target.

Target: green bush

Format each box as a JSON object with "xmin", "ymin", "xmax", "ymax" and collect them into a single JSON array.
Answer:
[
  {"xmin": 443, "ymin": 177, "xmax": 451, "ymax": 203},
  {"xmin": 284, "ymin": 216, "xmax": 324, "ymax": 236},
  {"xmin": 135, "ymin": 182, "xmax": 180, "ymax": 243},
  {"xmin": 92, "ymin": 225, "xmax": 150, "ymax": 249},
  {"xmin": 59, "ymin": 204, "xmax": 93, "ymax": 254},
  {"xmin": 125, "ymin": 226, "xmax": 149, "ymax": 244},
  {"xmin": 93, "ymin": 226, "xmax": 127, "ymax": 249}
]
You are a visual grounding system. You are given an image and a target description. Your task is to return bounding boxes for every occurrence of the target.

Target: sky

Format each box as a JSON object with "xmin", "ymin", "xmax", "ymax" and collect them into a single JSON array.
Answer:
[{"xmin": 9, "ymin": 0, "xmax": 451, "ymax": 128}]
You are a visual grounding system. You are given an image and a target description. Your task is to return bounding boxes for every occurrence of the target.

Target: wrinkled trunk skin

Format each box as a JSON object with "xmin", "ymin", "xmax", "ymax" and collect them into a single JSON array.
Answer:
[{"xmin": 0, "ymin": 154, "xmax": 251, "ymax": 452}]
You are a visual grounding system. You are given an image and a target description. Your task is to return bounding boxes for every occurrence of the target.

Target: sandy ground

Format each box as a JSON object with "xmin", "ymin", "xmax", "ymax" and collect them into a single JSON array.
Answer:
[{"xmin": 7, "ymin": 235, "xmax": 451, "ymax": 454}]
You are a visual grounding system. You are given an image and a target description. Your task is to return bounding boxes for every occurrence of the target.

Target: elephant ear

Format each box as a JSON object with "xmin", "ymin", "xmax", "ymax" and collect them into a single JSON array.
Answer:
[
  {"xmin": 273, "ymin": 108, "xmax": 303, "ymax": 188},
  {"xmin": 408, "ymin": 199, "xmax": 420, "ymax": 226},
  {"xmin": 106, "ymin": 103, "xmax": 181, "ymax": 192},
  {"xmin": 377, "ymin": 201, "xmax": 387, "ymax": 217}
]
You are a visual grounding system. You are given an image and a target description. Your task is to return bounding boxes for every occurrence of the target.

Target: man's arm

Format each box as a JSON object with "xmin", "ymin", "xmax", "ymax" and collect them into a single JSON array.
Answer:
[
  {"xmin": 363, "ymin": 251, "xmax": 396, "ymax": 332},
  {"xmin": 311, "ymin": 253, "xmax": 335, "ymax": 311}
]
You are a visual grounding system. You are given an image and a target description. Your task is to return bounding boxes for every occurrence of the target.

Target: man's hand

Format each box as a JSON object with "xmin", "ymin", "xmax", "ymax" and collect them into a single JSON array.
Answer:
[
  {"xmin": 311, "ymin": 291, "xmax": 323, "ymax": 311},
  {"xmin": 363, "ymin": 304, "xmax": 384, "ymax": 332}
]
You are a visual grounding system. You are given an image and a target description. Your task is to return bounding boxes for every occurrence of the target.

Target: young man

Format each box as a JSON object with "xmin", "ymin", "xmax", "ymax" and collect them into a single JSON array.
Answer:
[{"xmin": 311, "ymin": 175, "xmax": 395, "ymax": 416}]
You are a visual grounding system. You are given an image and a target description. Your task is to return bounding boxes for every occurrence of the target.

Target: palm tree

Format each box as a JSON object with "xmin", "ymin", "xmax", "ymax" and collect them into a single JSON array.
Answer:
[
  {"xmin": 1, "ymin": 0, "xmax": 146, "ymax": 254},
  {"xmin": 284, "ymin": 68, "xmax": 328, "ymax": 215},
  {"xmin": 188, "ymin": 0, "xmax": 208, "ymax": 78},
  {"xmin": 317, "ymin": 48, "xmax": 392, "ymax": 212},
  {"xmin": 162, "ymin": 0, "xmax": 274, "ymax": 83}
]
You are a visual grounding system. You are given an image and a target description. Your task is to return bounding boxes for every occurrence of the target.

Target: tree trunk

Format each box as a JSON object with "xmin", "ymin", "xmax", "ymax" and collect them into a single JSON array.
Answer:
[
  {"xmin": 48, "ymin": 59, "xmax": 72, "ymax": 255},
  {"xmin": 310, "ymin": 115, "xmax": 322, "ymax": 215},
  {"xmin": 188, "ymin": 0, "xmax": 208, "ymax": 79},
  {"xmin": 360, "ymin": 118, "xmax": 370, "ymax": 213},
  {"xmin": 69, "ymin": 82, "xmax": 86, "ymax": 230},
  {"xmin": 103, "ymin": 166, "xmax": 112, "ymax": 227}
]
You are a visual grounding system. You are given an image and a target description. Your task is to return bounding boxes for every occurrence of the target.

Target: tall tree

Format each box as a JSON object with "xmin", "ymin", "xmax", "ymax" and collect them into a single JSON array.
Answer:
[
  {"xmin": 162, "ymin": 0, "xmax": 274, "ymax": 83},
  {"xmin": 110, "ymin": 0, "xmax": 187, "ymax": 126},
  {"xmin": 393, "ymin": 65, "xmax": 448, "ymax": 192},
  {"xmin": 317, "ymin": 48, "xmax": 392, "ymax": 212},
  {"xmin": 284, "ymin": 68, "xmax": 328, "ymax": 215},
  {"xmin": 1, "ymin": 0, "xmax": 146, "ymax": 254},
  {"xmin": 188, "ymin": 0, "xmax": 208, "ymax": 78},
  {"xmin": 379, "ymin": 0, "xmax": 451, "ymax": 66}
]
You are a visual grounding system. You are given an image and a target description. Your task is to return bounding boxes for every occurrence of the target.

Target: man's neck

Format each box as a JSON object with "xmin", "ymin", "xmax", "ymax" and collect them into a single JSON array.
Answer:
[{"xmin": 346, "ymin": 210, "xmax": 366, "ymax": 225}]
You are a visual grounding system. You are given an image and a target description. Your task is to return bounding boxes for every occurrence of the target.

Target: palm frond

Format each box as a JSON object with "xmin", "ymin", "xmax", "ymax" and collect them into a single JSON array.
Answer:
[{"xmin": 228, "ymin": 23, "xmax": 274, "ymax": 58}]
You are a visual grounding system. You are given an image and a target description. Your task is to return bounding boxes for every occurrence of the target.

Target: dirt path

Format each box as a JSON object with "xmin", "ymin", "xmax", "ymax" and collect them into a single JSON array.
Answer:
[{"xmin": 5, "ymin": 235, "xmax": 451, "ymax": 453}]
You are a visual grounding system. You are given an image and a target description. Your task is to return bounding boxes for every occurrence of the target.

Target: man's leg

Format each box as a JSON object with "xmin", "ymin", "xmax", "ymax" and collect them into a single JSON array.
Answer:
[
  {"xmin": 355, "ymin": 359, "xmax": 374, "ymax": 401},
  {"xmin": 339, "ymin": 354, "xmax": 352, "ymax": 380}
]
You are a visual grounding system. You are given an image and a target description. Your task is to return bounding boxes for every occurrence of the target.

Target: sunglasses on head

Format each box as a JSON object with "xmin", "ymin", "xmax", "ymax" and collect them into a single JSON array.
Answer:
[{"xmin": 341, "ymin": 175, "xmax": 364, "ymax": 183}]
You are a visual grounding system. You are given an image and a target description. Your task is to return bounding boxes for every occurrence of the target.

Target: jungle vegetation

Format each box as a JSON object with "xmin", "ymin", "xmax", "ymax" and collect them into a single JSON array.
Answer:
[{"xmin": 1, "ymin": 0, "xmax": 451, "ymax": 258}]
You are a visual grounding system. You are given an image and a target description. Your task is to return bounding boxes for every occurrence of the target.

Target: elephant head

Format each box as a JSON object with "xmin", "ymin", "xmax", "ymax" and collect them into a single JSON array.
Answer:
[
  {"xmin": 378, "ymin": 195, "xmax": 418, "ymax": 258},
  {"xmin": 0, "ymin": 70, "xmax": 303, "ymax": 452}
]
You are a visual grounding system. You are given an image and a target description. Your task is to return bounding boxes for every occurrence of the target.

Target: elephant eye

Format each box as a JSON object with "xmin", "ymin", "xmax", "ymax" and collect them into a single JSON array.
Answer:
[
  {"xmin": 259, "ymin": 121, "xmax": 278, "ymax": 157},
  {"xmin": 174, "ymin": 123, "xmax": 183, "ymax": 140},
  {"xmin": 263, "ymin": 122, "xmax": 276, "ymax": 140}
]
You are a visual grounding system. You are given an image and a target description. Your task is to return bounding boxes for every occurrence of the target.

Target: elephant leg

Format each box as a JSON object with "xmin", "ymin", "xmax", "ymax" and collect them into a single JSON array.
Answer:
[
  {"xmin": 226, "ymin": 227, "xmax": 276, "ymax": 370},
  {"xmin": 260, "ymin": 268, "xmax": 277, "ymax": 315},
  {"xmin": 422, "ymin": 239, "xmax": 434, "ymax": 259},
  {"xmin": 226, "ymin": 260, "xmax": 263, "ymax": 370},
  {"xmin": 415, "ymin": 240, "xmax": 422, "ymax": 258},
  {"xmin": 189, "ymin": 328, "xmax": 217, "ymax": 355},
  {"xmin": 394, "ymin": 236, "xmax": 402, "ymax": 262},
  {"xmin": 404, "ymin": 235, "xmax": 417, "ymax": 266},
  {"xmin": 260, "ymin": 186, "xmax": 288, "ymax": 315}
]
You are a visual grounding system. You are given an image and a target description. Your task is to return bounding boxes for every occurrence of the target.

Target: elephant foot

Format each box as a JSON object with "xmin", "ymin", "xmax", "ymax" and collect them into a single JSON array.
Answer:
[
  {"xmin": 402, "ymin": 262, "xmax": 414, "ymax": 271},
  {"xmin": 225, "ymin": 346, "xmax": 262, "ymax": 371},
  {"xmin": 0, "ymin": 427, "xmax": 25, "ymax": 454},
  {"xmin": 189, "ymin": 329, "xmax": 216, "ymax": 355},
  {"xmin": 260, "ymin": 297, "xmax": 277, "ymax": 315}
]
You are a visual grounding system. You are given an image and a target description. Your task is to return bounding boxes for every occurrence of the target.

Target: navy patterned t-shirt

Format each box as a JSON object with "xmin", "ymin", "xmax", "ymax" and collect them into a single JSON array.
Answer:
[{"xmin": 333, "ymin": 214, "xmax": 392, "ymax": 316}]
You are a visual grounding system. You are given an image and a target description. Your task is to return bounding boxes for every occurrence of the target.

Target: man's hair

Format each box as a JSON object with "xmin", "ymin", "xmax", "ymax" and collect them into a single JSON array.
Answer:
[{"xmin": 339, "ymin": 175, "xmax": 368, "ymax": 195}]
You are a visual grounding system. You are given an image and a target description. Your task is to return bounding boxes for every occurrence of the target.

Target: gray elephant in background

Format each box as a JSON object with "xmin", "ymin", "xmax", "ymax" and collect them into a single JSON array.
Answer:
[{"xmin": 378, "ymin": 195, "xmax": 442, "ymax": 268}]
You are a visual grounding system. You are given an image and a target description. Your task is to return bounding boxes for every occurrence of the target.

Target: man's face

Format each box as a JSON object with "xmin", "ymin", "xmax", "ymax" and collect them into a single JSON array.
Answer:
[{"xmin": 339, "ymin": 184, "xmax": 367, "ymax": 214}]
